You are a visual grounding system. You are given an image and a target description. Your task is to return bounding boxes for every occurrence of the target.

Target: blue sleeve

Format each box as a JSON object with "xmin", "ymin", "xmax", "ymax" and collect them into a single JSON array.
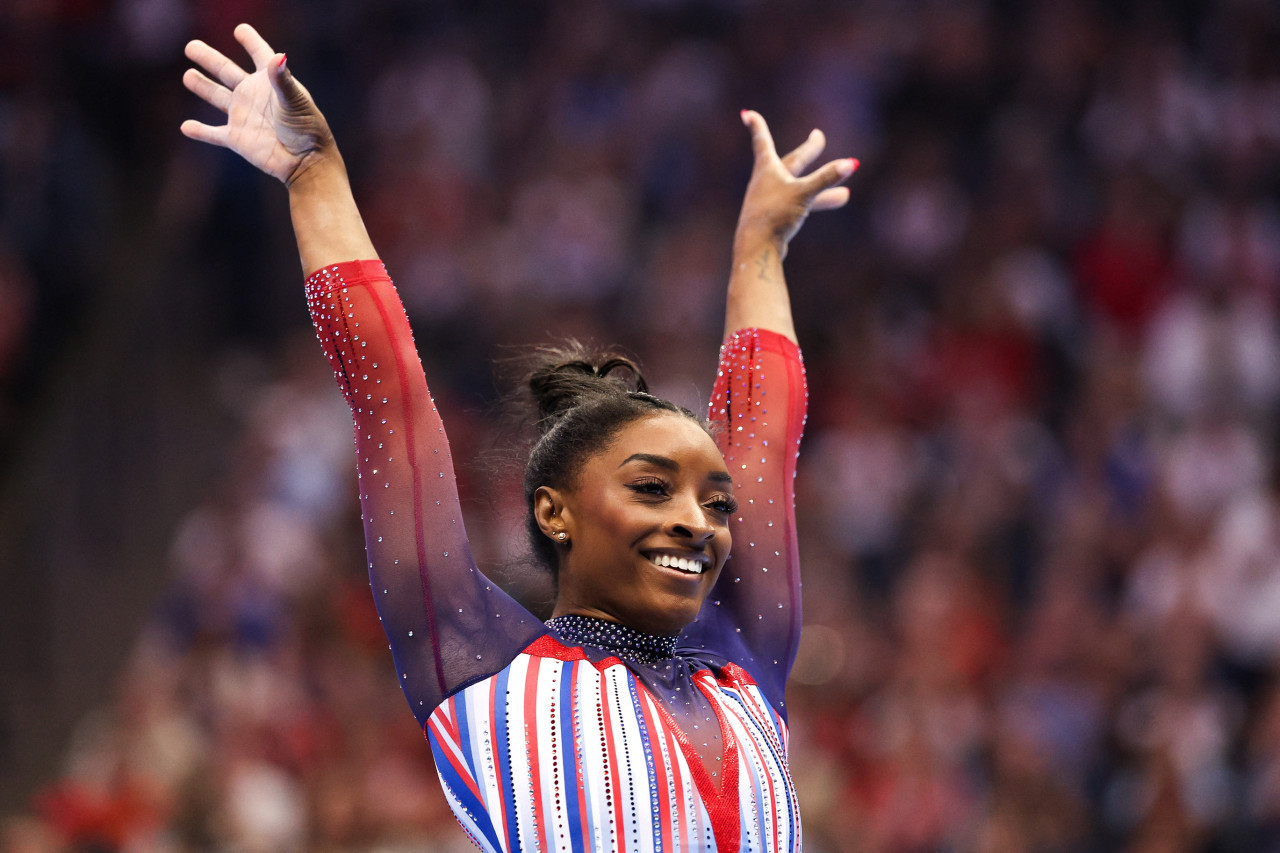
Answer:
[
  {"xmin": 305, "ymin": 260, "xmax": 546, "ymax": 725},
  {"xmin": 679, "ymin": 328, "xmax": 807, "ymax": 716}
]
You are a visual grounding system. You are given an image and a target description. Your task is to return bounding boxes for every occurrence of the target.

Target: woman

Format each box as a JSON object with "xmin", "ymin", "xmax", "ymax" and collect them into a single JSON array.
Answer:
[{"xmin": 181, "ymin": 24, "xmax": 856, "ymax": 852}]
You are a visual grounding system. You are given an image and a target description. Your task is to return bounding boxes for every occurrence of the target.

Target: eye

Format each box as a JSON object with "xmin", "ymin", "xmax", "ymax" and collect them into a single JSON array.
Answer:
[
  {"xmin": 626, "ymin": 476, "xmax": 670, "ymax": 498},
  {"xmin": 706, "ymin": 494, "xmax": 739, "ymax": 515}
]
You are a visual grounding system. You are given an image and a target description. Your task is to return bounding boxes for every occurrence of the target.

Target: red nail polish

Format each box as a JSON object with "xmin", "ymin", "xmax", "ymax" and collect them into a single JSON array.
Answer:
[
  {"xmin": 847, "ymin": 158, "xmax": 860, "ymax": 172},
  {"xmin": 278, "ymin": 54, "xmax": 287, "ymax": 68}
]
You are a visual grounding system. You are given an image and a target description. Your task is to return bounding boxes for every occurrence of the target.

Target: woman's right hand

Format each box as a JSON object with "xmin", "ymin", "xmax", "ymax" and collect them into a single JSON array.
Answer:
[{"xmin": 181, "ymin": 23, "xmax": 335, "ymax": 186}]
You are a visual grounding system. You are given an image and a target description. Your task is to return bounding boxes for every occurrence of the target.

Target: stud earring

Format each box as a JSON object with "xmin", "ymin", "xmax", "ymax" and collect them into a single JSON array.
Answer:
[{"xmin": 557, "ymin": 531, "xmax": 567, "ymax": 541}]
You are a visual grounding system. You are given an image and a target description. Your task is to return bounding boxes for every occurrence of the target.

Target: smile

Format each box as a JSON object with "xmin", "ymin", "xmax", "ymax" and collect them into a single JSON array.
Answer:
[{"xmin": 647, "ymin": 553, "xmax": 709, "ymax": 575}]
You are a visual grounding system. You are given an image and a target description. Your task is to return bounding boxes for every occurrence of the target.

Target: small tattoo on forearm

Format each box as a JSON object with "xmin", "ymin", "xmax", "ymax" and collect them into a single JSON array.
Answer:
[{"xmin": 755, "ymin": 249, "xmax": 773, "ymax": 282}]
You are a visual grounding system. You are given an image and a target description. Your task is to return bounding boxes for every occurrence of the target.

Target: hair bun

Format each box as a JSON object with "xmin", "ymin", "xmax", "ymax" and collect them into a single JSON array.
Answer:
[{"xmin": 526, "ymin": 342, "xmax": 649, "ymax": 430}]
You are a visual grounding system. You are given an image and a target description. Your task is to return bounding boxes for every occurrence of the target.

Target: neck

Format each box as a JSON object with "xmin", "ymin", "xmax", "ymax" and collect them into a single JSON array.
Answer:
[{"xmin": 545, "ymin": 614, "xmax": 679, "ymax": 665}]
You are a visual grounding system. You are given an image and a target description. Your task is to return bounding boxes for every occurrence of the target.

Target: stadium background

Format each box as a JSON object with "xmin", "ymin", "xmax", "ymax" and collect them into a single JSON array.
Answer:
[{"xmin": 2, "ymin": 0, "xmax": 1280, "ymax": 849}]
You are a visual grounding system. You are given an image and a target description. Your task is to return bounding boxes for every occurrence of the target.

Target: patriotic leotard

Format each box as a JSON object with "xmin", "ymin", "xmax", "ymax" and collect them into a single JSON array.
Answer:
[{"xmin": 306, "ymin": 260, "xmax": 807, "ymax": 852}]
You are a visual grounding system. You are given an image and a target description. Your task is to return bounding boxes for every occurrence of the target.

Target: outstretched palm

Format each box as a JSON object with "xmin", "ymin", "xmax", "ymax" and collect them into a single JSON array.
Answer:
[
  {"xmin": 181, "ymin": 23, "xmax": 332, "ymax": 185},
  {"xmin": 736, "ymin": 111, "xmax": 857, "ymax": 253}
]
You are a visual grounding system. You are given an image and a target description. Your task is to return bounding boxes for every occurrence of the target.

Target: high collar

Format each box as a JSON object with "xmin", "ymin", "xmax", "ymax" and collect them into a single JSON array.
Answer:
[{"xmin": 545, "ymin": 614, "xmax": 679, "ymax": 666}]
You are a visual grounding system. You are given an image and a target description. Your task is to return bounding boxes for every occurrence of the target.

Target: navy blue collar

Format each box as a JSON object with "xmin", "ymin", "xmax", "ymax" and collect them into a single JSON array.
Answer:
[{"xmin": 545, "ymin": 614, "xmax": 678, "ymax": 665}]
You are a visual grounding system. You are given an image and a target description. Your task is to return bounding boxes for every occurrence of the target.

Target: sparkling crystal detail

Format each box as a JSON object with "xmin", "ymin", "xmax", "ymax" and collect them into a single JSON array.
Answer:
[{"xmin": 546, "ymin": 615, "xmax": 678, "ymax": 666}]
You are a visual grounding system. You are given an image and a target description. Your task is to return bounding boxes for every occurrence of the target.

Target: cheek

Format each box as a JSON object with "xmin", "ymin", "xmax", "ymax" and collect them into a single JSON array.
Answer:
[
  {"xmin": 714, "ymin": 526, "xmax": 733, "ymax": 569},
  {"xmin": 582, "ymin": 496, "xmax": 649, "ymax": 544},
  {"xmin": 603, "ymin": 502, "xmax": 646, "ymax": 537}
]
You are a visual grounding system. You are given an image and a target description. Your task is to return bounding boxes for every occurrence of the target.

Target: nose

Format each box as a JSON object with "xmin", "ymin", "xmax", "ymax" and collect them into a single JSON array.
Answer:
[
  {"xmin": 669, "ymin": 520, "xmax": 715, "ymax": 543},
  {"xmin": 667, "ymin": 496, "xmax": 716, "ymax": 544}
]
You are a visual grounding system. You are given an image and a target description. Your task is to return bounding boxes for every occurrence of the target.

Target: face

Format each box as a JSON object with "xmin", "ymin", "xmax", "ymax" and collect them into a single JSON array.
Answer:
[{"xmin": 539, "ymin": 412, "xmax": 735, "ymax": 636}]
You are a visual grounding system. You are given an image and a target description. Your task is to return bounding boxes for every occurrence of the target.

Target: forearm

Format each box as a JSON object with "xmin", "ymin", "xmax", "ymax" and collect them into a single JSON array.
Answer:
[
  {"xmin": 305, "ymin": 261, "xmax": 543, "ymax": 720},
  {"xmin": 724, "ymin": 110, "xmax": 854, "ymax": 342},
  {"xmin": 288, "ymin": 153, "xmax": 378, "ymax": 275},
  {"xmin": 687, "ymin": 328, "xmax": 807, "ymax": 711},
  {"xmin": 724, "ymin": 233, "xmax": 796, "ymax": 344}
]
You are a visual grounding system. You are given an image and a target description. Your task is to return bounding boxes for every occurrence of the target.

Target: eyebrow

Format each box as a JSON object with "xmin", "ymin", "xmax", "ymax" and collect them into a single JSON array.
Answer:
[{"xmin": 619, "ymin": 453, "xmax": 734, "ymax": 484}]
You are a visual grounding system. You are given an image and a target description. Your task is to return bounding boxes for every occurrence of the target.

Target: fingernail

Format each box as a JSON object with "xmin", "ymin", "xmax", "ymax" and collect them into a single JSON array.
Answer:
[
  {"xmin": 740, "ymin": 109, "xmax": 750, "ymax": 125},
  {"xmin": 278, "ymin": 53, "xmax": 287, "ymax": 68},
  {"xmin": 837, "ymin": 157, "xmax": 859, "ymax": 176}
]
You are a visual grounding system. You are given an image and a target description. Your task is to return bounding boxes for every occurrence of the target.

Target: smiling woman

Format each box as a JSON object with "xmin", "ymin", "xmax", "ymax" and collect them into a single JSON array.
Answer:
[
  {"xmin": 531, "ymin": 389, "xmax": 736, "ymax": 635},
  {"xmin": 181, "ymin": 22, "xmax": 856, "ymax": 853},
  {"xmin": 542, "ymin": 414, "xmax": 733, "ymax": 630}
]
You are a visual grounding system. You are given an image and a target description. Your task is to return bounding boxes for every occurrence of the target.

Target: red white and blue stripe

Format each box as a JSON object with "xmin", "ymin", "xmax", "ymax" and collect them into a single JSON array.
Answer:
[
  {"xmin": 306, "ymin": 262, "xmax": 809, "ymax": 851},
  {"xmin": 426, "ymin": 637, "xmax": 801, "ymax": 853}
]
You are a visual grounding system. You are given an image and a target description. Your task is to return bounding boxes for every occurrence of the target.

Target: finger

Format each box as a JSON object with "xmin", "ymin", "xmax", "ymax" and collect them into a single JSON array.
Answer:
[
  {"xmin": 182, "ymin": 67, "xmax": 232, "ymax": 113},
  {"xmin": 180, "ymin": 119, "xmax": 230, "ymax": 148},
  {"xmin": 798, "ymin": 156, "xmax": 859, "ymax": 199},
  {"xmin": 268, "ymin": 54, "xmax": 309, "ymax": 110},
  {"xmin": 234, "ymin": 22, "xmax": 276, "ymax": 71},
  {"xmin": 781, "ymin": 129, "xmax": 827, "ymax": 177},
  {"xmin": 740, "ymin": 109, "xmax": 778, "ymax": 163},
  {"xmin": 812, "ymin": 186, "xmax": 851, "ymax": 212},
  {"xmin": 184, "ymin": 39, "xmax": 248, "ymax": 89}
]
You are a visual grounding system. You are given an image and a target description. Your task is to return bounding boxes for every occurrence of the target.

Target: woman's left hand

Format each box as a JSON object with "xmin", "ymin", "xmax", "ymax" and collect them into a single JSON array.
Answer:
[{"xmin": 734, "ymin": 110, "xmax": 857, "ymax": 257}]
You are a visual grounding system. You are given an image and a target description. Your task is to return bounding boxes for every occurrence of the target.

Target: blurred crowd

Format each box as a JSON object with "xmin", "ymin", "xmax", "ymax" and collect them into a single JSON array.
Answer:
[{"xmin": 5, "ymin": 0, "xmax": 1280, "ymax": 850}]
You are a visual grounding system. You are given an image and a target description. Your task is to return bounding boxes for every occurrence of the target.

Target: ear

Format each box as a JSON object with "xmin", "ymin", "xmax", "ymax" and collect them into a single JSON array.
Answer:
[{"xmin": 533, "ymin": 486, "xmax": 571, "ymax": 541}]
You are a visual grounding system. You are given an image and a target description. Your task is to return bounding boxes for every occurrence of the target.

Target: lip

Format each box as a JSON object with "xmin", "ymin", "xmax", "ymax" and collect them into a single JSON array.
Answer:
[{"xmin": 643, "ymin": 549, "xmax": 712, "ymax": 578}]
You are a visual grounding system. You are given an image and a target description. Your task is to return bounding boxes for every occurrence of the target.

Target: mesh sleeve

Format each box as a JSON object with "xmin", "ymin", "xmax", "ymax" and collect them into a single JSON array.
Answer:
[
  {"xmin": 679, "ymin": 328, "xmax": 807, "ymax": 715},
  {"xmin": 305, "ymin": 260, "xmax": 545, "ymax": 725}
]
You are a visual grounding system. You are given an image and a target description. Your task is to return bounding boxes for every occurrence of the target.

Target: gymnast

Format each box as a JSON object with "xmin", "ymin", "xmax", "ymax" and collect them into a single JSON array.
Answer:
[{"xmin": 181, "ymin": 23, "xmax": 856, "ymax": 852}]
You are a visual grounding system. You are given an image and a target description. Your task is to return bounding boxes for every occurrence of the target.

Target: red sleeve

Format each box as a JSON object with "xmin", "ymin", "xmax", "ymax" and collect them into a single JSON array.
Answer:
[
  {"xmin": 305, "ymin": 261, "xmax": 545, "ymax": 725},
  {"xmin": 679, "ymin": 327, "xmax": 807, "ymax": 716}
]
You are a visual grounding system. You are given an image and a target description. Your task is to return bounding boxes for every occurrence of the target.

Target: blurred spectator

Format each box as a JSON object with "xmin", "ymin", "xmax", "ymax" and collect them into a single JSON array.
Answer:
[{"xmin": 7, "ymin": 0, "xmax": 1280, "ymax": 850}]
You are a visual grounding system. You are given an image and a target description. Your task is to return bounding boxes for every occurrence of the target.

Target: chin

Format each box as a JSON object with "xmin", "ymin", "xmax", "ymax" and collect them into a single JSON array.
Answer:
[{"xmin": 642, "ymin": 589, "xmax": 710, "ymax": 635}]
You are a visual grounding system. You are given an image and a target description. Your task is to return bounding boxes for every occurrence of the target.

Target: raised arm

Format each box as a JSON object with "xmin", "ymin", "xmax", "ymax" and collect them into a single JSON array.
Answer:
[
  {"xmin": 181, "ymin": 24, "xmax": 375, "ymax": 272},
  {"xmin": 683, "ymin": 112, "xmax": 856, "ymax": 714},
  {"xmin": 724, "ymin": 110, "xmax": 857, "ymax": 341},
  {"xmin": 181, "ymin": 26, "xmax": 544, "ymax": 723}
]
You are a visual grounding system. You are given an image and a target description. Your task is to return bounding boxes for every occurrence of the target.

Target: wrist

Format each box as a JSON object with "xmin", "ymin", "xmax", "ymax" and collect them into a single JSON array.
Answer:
[
  {"xmin": 732, "ymin": 229, "xmax": 786, "ymax": 263},
  {"xmin": 286, "ymin": 147, "xmax": 379, "ymax": 273},
  {"xmin": 285, "ymin": 147, "xmax": 348, "ymax": 193}
]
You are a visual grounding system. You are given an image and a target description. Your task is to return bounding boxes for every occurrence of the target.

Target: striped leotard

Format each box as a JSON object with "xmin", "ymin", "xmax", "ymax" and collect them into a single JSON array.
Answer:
[{"xmin": 305, "ymin": 260, "xmax": 807, "ymax": 852}]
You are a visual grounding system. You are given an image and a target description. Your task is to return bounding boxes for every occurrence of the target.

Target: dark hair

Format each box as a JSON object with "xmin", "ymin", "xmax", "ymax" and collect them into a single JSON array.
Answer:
[{"xmin": 521, "ymin": 342, "xmax": 706, "ymax": 574}]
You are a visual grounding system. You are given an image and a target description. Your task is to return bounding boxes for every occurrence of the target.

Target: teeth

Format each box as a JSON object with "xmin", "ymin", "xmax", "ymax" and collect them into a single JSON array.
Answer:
[{"xmin": 650, "ymin": 554, "xmax": 704, "ymax": 574}]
